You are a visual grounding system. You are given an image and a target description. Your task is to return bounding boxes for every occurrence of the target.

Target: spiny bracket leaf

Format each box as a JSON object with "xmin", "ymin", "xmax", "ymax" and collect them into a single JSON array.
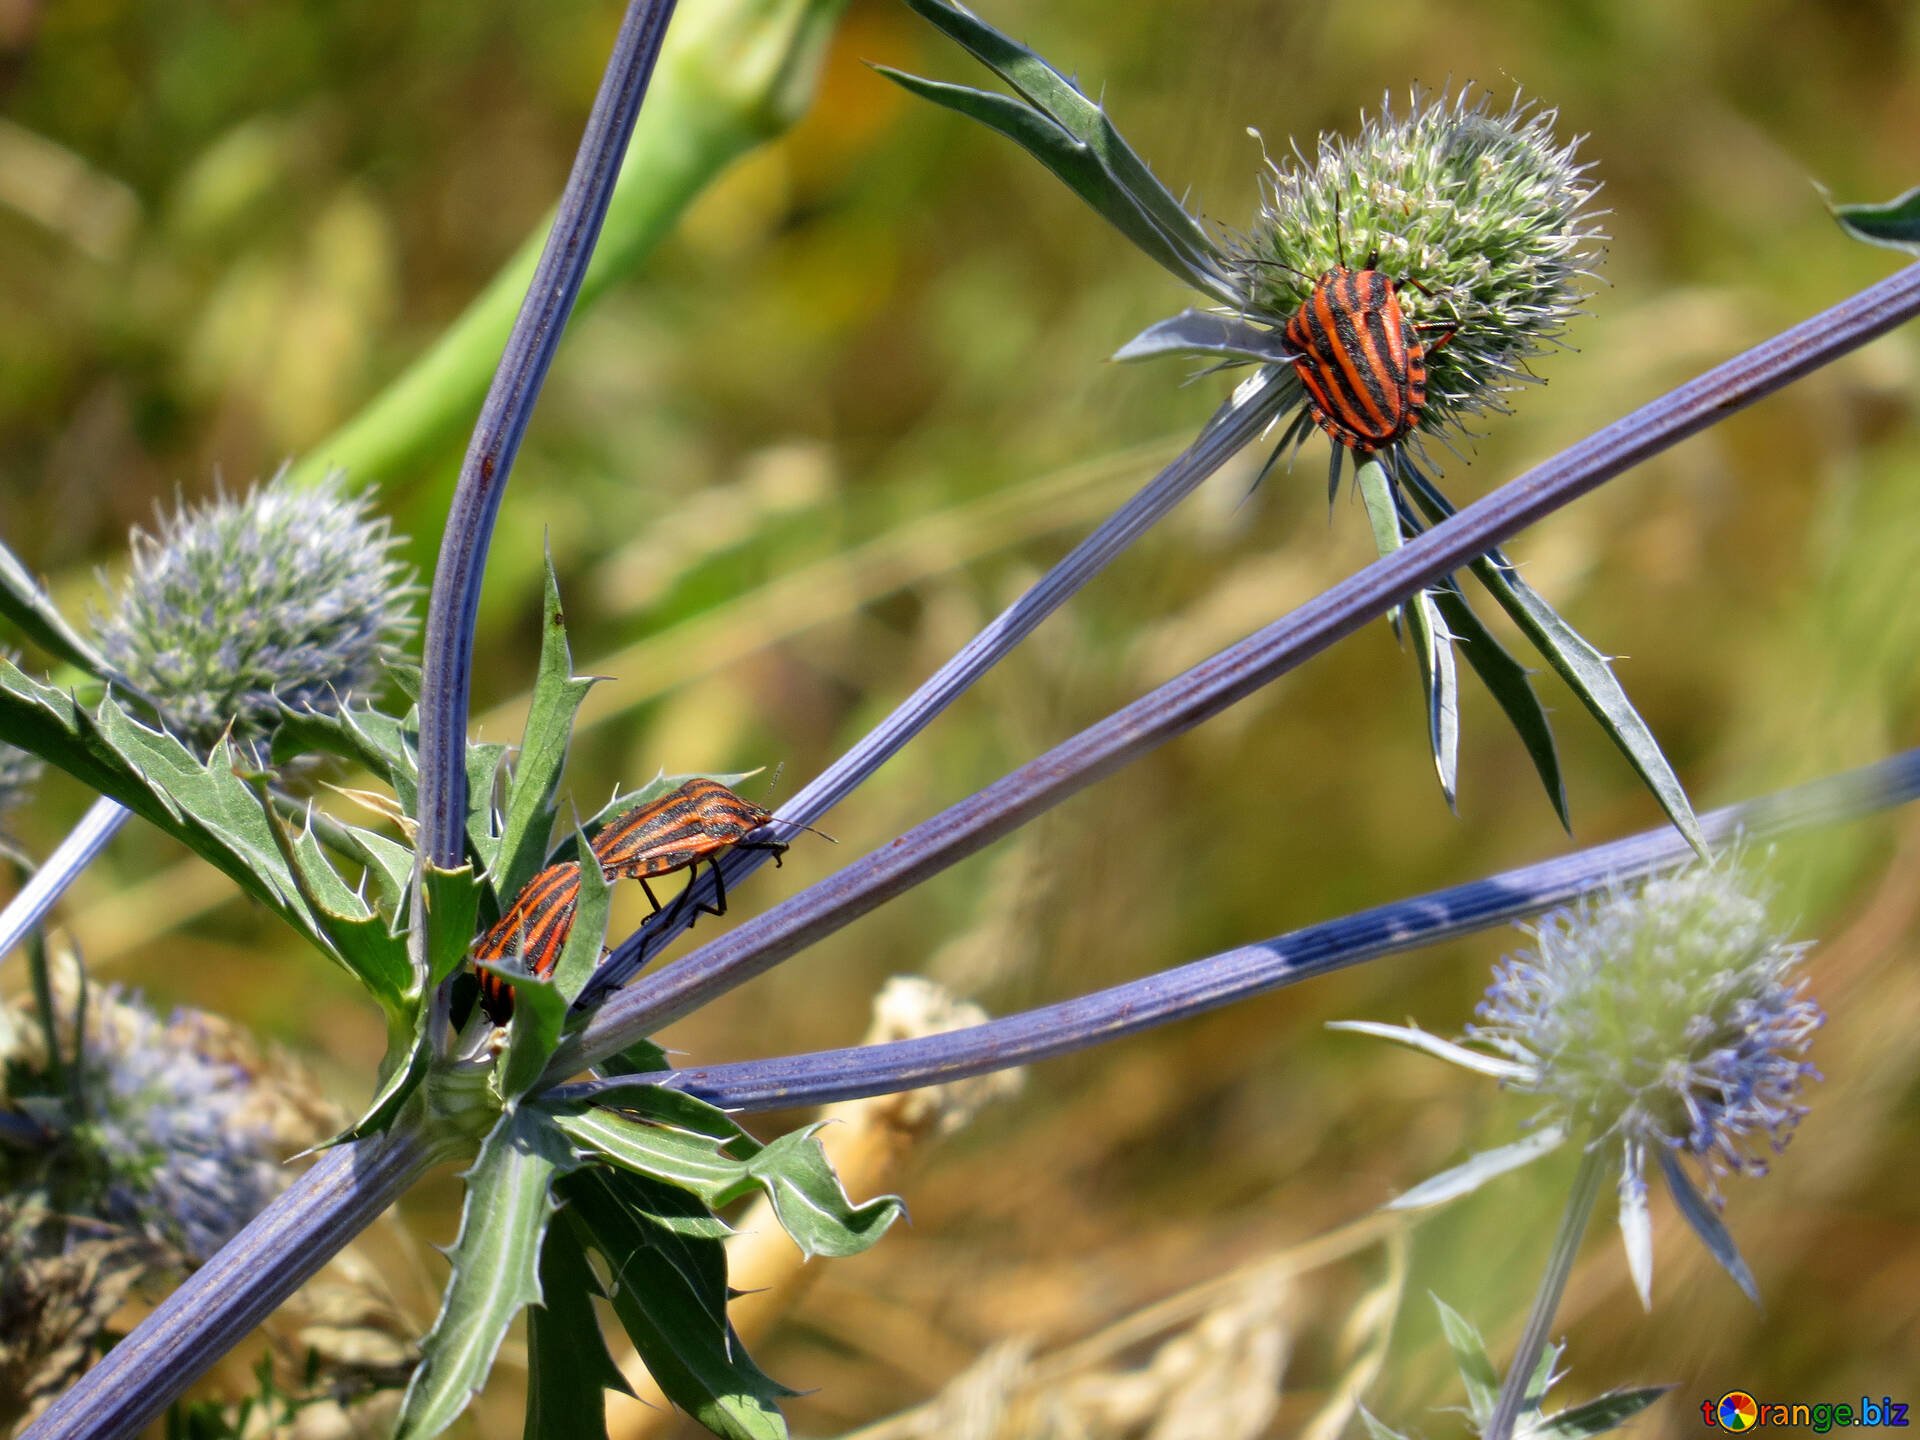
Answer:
[
  {"xmin": 340, "ymin": 824, "xmax": 416, "ymax": 914},
  {"xmin": 526, "ymin": 1217, "xmax": 631, "ymax": 1440},
  {"xmin": 424, "ymin": 863, "xmax": 484, "ymax": 991},
  {"xmin": 564, "ymin": 1168, "xmax": 793, "ymax": 1440},
  {"xmin": 1655, "ymin": 1148, "xmax": 1759, "ymax": 1304},
  {"xmin": 1114, "ymin": 309, "xmax": 1297, "ymax": 366},
  {"xmin": 1534, "ymin": 1386, "xmax": 1675, "ymax": 1438},
  {"xmin": 580, "ymin": 1168, "xmax": 732, "ymax": 1334},
  {"xmin": 394, "ymin": 1107, "xmax": 583, "ymax": 1440},
  {"xmin": 271, "ymin": 704, "xmax": 419, "ymax": 806},
  {"xmin": 1354, "ymin": 459, "xmax": 1407, "ymax": 629},
  {"xmin": 602, "ymin": 1037, "xmax": 673, "ymax": 1077},
  {"xmin": 308, "ymin": 872, "xmax": 473, "ymax": 1148},
  {"xmin": 1430, "ymin": 577, "xmax": 1571, "ymax": 831},
  {"xmin": 465, "ymin": 736, "xmax": 512, "ymax": 878},
  {"xmin": 1356, "ymin": 460, "xmax": 1458, "ymax": 806},
  {"xmin": 743, "ymin": 1127, "xmax": 908, "ymax": 1259},
  {"xmin": 877, "ymin": 67, "xmax": 1230, "ymax": 307},
  {"xmin": 1392, "ymin": 483, "xmax": 1569, "ymax": 828},
  {"xmin": 1357, "ymin": 1409, "xmax": 1412, "ymax": 1440},
  {"xmin": 1619, "ymin": 1141, "xmax": 1655, "ymax": 1310},
  {"xmin": 549, "ymin": 1089, "xmax": 903, "ymax": 1259},
  {"xmin": 1831, "ymin": 183, "xmax": 1920, "ymax": 254},
  {"xmin": 1324, "ymin": 1020, "xmax": 1532, "ymax": 1080},
  {"xmin": 892, "ymin": 0, "xmax": 1231, "ymax": 304},
  {"xmin": 0, "ymin": 658, "xmax": 365, "ymax": 961},
  {"xmin": 1432, "ymin": 1296, "xmax": 1500, "ymax": 1423},
  {"xmin": 1386, "ymin": 1124, "xmax": 1569, "ymax": 1211},
  {"xmin": 0, "ymin": 538, "xmax": 118, "ymax": 680},
  {"xmin": 498, "ymin": 840, "xmax": 611, "ymax": 1106},
  {"xmin": 1399, "ymin": 466, "xmax": 1705, "ymax": 854},
  {"xmin": 493, "ymin": 551, "xmax": 599, "ymax": 909},
  {"xmin": 331, "ymin": 1014, "xmax": 434, "ymax": 1147},
  {"xmin": 1409, "ymin": 588, "xmax": 1459, "ymax": 808},
  {"xmin": 1527, "ymin": 1338, "xmax": 1567, "ymax": 1421},
  {"xmin": 246, "ymin": 773, "xmax": 412, "ymax": 1020},
  {"xmin": 271, "ymin": 701, "xmax": 508, "ymax": 873}
]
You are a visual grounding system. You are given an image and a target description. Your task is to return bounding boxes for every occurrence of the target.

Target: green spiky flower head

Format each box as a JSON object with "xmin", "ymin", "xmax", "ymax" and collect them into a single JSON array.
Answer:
[
  {"xmin": 95, "ymin": 472, "xmax": 413, "ymax": 760},
  {"xmin": 1233, "ymin": 88, "xmax": 1605, "ymax": 441},
  {"xmin": 1338, "ymin": 861, "xmax": 1819, "ymax": 1307},
  {"xmin": 1474, "ymin": 864, "xmax": 1821, "ymax": 1194}
]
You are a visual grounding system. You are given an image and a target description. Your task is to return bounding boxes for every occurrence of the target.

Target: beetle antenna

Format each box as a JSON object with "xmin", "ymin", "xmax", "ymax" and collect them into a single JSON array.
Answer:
[{"xmin": 765, "ymin": 814, "xmax": 837, "ymax": 844}]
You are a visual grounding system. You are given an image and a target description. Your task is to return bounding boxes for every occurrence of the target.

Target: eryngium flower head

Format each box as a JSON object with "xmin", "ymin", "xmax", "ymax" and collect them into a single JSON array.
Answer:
[
  {"xmin": 1231, "ymin": 87, "xmax": 1604, "ymax": 442},
  {"xmin": 56, "ymin": 987, "xmax": 288, "ymax": 1264},
  {"xmin": 95, "ymin": 472, "xmax": 413, "ymax": 758},
  {"xmin": 1472, "ymin": 864, "xmax": 1821, "ymax": 1196}
]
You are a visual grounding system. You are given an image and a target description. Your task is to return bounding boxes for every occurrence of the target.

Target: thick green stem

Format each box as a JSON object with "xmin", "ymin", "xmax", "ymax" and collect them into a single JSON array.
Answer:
[
  {"xmin": 1486, "ymin": 1141, "xmax": 1609, "ymax": 1440},
  {"xmin": 287, "ymin": 0, "xmax": 848, "ymax": 491}
]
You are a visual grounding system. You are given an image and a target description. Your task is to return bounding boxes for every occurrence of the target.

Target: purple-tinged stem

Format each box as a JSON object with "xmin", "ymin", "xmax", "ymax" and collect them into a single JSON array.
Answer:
[
  {"xmin": 0, "ymin": 795, "xmax": 131, "ymax": 967},
  {"xmin": 553, "ymin": 745, "xmax": 1920, "ymax": 1112},
  {"xmin": 23, "ymin": 1123, "xmax": 447, "ymax": 1440},
  {"xmin": 1486, "ymin": 1144, "xmax": 1608, "ymax": 1440},
  {"xmin": 414, "ymin": 0, "xmax": 680, "ymax": 869},
  {"xmin": 556, "ymin": 260, "xmax": 1920, "ymax": 1074},
  {"xmin": 580, "ymin": 366, "xmax": 1301, "ymax": 1001}
]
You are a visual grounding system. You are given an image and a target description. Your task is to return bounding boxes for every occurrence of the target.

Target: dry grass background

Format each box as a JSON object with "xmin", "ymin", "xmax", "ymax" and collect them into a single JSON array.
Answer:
[{"xmin": 2, "ymin": 0, "xmax": 1919, "ymax": 1434}]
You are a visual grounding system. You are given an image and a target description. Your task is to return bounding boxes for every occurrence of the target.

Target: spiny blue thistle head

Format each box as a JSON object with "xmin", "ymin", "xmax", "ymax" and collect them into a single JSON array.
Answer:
[
  {"xmin": 94, "ymin": 471, "xmax": 413, "ymax": 759},
  {"xmin": 1230, "ymin": 86, "xmax": 1606, "ymax": 440},
  {"xmin": 1471, "ymin": 863, "xmax": 1822, "ymax": 1193},
  {"xmin": 37, "ymin": 986, "xmax": 287, "ymax": 1265}
]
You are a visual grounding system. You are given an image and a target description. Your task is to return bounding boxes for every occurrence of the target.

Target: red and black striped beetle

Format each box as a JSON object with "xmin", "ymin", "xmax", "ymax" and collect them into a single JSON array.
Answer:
[{"xmin": 1261, "ymin": 212, "xmax": 1458, "ymax": 455}]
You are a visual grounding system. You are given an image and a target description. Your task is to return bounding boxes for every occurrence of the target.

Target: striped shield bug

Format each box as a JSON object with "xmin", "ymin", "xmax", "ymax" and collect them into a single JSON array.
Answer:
[
  {"xmin": 472, "ymin": 777, "xmax": 828, "ymax": 1022},
  {"xmin": 474, "ymin": 859, "xmax": 583, "ymax": 1022},
  {"xmin": 1264, "ymin": 205, "xmax": 1458, "ymax": 458},
  {"xmin": 589, "ymin": 776, "xmax": 827, "ymax": 923}
]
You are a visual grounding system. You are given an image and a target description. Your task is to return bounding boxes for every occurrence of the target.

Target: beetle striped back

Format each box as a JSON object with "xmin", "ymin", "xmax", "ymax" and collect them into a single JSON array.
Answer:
[
  {"xmin": 474, "ymin": 860, "xmax": 582, "ymax": 1022},
  {"xmin": 590, "ymin": 777, "xmax": 782, "ymax": 880},
  {"xmin": 472, "ymin": 778, "xmax": 793, "ymax": 1023},
  {"xmin": 1283, "ymin": 267, "xmax": 1432, "ymax": 454}
]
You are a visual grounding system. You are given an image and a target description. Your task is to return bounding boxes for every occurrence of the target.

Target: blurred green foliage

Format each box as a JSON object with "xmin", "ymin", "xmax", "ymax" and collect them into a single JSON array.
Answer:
[{"xmin": 2, "ymin": 0, "xmax": 1919, "ymax": 1434}]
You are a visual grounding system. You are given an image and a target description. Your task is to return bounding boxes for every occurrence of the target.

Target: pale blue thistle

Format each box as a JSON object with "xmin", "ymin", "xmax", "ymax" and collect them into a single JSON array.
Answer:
[
  {"xmin": 68, "ymin": 990, "xmax": 286, "ymax": 1265},
  {"xmin": 94, "ymin": 471, "xmax": 413, "ymax": 759},
  {"xmin": 1335, "ymin": 861, "xmax": 1821, "ymax": 1308}
]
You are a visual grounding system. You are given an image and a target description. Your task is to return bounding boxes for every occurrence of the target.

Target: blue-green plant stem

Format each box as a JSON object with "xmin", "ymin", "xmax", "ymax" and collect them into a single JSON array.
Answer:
[
  {"xmin": 24, "ymin": 258, "xmax": 1918, "ymax": 1440},
  {"xmin": 1486, "ymin": 1142, "xmax": 1609, "ymax": 1440},
  {"xmin": 579, "ymin": 366, "xmax": 1302, "ymax": 1002},
  {"xmin": 557, "ymin": 260, "xmax": 1920, "ymax": 1074},
  {"xmin": 0, "ymin": 794, "xmax": 131, "ymax": 967},
  {"xmin": 553, "ymin": 743, "xmax": 1920, "ymax": 1111},
  {"xmin": 414, "ymin": 0, "xmax": 679, "ymax": 872},
  {"xmin": 35, "ymin": 742, "xmax": 1913, "ymax": 1440},
  {"xmin": 22, "ymin": 1121, "xmax": 448, "ymax": 1440}
]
